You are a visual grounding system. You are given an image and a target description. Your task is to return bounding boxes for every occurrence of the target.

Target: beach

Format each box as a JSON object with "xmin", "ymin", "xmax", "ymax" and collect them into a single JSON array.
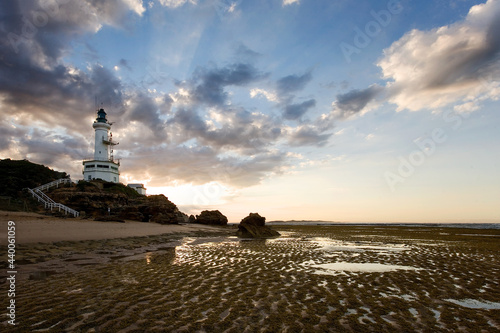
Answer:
[
  {"xmin": 0, "ymin": 211, "xmax": 230, "ymax": 244},
  {"xmin": 1, "ymin": 212, "xmax": 499, "ymax": 332}
]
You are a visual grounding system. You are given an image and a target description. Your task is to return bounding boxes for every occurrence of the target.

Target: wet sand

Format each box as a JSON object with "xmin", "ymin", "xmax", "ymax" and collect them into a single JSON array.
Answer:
[
  {"xmin": 1, "ymin": 220, "xmax": 499, "ymax": 332},
  {"xmin": 0, "ymin": 211, "xmax": 230, "ymax": 244}
]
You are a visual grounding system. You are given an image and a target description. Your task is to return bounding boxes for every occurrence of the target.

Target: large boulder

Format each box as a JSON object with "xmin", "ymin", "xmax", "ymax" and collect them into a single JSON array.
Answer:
[
  {"xmin": 195, "ymin": 210, "xmax": 228, "ymax": 226},
  {"xmin": 136, "ymin": 195, "xmax": 186, "ymax": 224},
  {"xmin": 236, "ymin": 213, "xmax": 280, "ymax": 238}
]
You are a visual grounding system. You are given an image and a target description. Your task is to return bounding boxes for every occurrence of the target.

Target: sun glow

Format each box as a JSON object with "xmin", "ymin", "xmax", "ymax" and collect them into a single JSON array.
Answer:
[{"xmin": 147, "ymin": 182, "xmax": 235, "ymax": 206}]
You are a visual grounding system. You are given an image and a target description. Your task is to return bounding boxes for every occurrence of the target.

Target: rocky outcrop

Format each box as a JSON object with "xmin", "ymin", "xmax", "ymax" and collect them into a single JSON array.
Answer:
[
  {"xmin": 195, "ymin": 210, "xmax": 228, "ymax": 226},
  {"xmin": 236, "ymin": 213, "xmax": 280, "ymax": 238},
  {"xmin": 50, "ymin": 181, "xmax": 186, "ymax": 224}
]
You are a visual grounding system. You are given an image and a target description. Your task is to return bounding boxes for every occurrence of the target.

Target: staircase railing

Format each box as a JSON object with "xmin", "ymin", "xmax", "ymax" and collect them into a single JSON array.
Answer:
[
  {"xmin": 28, "ymin": 178, "xmax": 79, "ymax": 217},
  {"xmin": 34, "ymin": 178, "xmax": 71, "ymax": 192}
]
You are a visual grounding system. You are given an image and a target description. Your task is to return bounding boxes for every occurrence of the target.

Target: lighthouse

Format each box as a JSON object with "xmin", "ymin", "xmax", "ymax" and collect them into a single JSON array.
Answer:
[{"xmin": 82, "ymin": 108, "xmax": 120, "ymax": 183}]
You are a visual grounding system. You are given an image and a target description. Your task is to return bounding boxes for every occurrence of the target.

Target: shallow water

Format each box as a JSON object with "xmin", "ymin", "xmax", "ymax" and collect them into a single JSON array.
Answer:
[
  {"xmin": 3, "ymin": 225, "xmax": 499, "ymax": 332},
  {"xmin": 308, "ymin": 262, "xmax": 420, "ymax": 274}
]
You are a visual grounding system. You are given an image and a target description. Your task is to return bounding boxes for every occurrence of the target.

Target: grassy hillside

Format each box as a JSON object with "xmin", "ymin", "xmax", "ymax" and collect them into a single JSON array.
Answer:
[
  {"xmin": 0, "ymin": 159, "xmax": 68, "ymax": 197},
  {"xmin": 0, "ymin": 159, "xmax": 68, "ymax": 211}
]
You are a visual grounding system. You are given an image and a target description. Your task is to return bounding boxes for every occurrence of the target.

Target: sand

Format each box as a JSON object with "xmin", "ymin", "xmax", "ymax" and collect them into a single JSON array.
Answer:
[
  {"xmin": 0, "ymin": 211, "xmax": 229, "ymax": 244},
  {"xmin": 2, "ymin": 224, "xmax": 499, "ymax": 332}
]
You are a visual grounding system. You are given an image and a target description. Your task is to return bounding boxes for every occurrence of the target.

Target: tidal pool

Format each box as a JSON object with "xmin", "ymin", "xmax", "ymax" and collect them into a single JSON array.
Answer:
[
  {"xmin": 445, "ymin": 299, "xmax": 500, "ymax": 310},
  {"xmin": 307, "ymin": 262, "xmax": 421, "ymax": 274}
]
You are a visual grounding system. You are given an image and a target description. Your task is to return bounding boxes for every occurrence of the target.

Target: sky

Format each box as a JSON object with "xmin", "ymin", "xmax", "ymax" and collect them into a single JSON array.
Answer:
[{"xmin": 1, "ymin": 0, "xmax": 499, "ymax": 223}]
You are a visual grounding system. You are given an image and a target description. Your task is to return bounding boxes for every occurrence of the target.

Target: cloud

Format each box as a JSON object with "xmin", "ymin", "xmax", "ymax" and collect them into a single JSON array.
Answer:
[
  {"xmin": 158, "ymin": 0, "xmax": 195, "ymax": 8},
  {"xmin": 122, "ymin": 145, "xmax": 288, "ymax": 187},
  {"xmin": 126, "ymin": 92, "xmax": 166, "ymax": 137},
  {"xmin": 118, "ymin": 59, "xmax": 132, "ymax": 71},
  {"xmin": 168, "ymin": 107, "xmax": 282, "ymax": 154},
  {"xmin": 378, "ymin": 0, "xmax": 500, "ymax": 111},
  {"xmin": 276, "ymin": 71, "xmax": 312, "ymax": 95},
  {"xmin": 234, "ymin": 44, "xmax": 261, "ymax": 63},
  {"xmin": 288, "ymin": 125, "xmax": 332, "ymax": 147},
  {"xmin": 0, "ymin": 1, "xmax": 327, "ymax": 192},
  {"xmin": 328, "ymin": 0, "xmax": 500, "ymax": 118},
  {"xmin": 283, "ymin": 99, "xmax": 316, "ymax": 120},
  {"xmin": 250, "ymin": 88, "xmax": 279, "ymax": 102},
  {"xmin": 283, "ymin": 0, "xmax": 300, "ymax": 6},
  {"xmin": 189, "ymin": 63, "xmax": 267, "ymax": 106},
  {"xmin": 332, "ymin": 85, "xmax": 383, "ymax": 119},
  {"xmin": 122, "ymin": 0, "xmax": 146, "ymax": 15}
]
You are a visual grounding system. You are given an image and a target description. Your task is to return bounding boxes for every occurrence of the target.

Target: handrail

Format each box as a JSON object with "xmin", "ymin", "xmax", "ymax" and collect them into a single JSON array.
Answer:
[
  {"xmin": 28, "ymin": 178, "xmax": 79, "ymax": 217},
  {"xmin": 34, "ymin": 189, "xmax": 56, "ymax": 204},
  {"xmin": 34, "ymin": 178, "xmax": 71, "ymax": 192}
]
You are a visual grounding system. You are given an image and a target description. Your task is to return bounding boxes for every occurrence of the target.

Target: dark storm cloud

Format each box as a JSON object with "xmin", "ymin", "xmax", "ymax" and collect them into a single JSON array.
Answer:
[
  {"xmin": 276, "ymin": 71, "xmax": 312, "ymax": 95},
  {"xmin": 283, "ymin": 99, "xmax": 316, "ymax": 120},
  {"xmin": 333, "ymin": 85, "xmax": 383, "ymax": 119},
  {"xmin": 190, "ymin": 63, "xmax": 267, "ymax": 106}
]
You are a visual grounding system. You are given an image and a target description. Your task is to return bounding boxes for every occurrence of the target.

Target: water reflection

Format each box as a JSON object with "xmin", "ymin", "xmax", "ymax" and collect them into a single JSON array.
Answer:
[
  {"xmin": 306, "ymin": 262, "xmax": 421, "ymax": 275},
  {"xmin": 311, "ymin": 237, "xmax": 409, "ymax": 253}
]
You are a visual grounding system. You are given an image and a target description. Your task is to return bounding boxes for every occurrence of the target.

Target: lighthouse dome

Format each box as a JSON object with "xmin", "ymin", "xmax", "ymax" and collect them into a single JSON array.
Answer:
[{"xmin": 96, "ymin": 108, "xmax": 107, "ymax": 123}]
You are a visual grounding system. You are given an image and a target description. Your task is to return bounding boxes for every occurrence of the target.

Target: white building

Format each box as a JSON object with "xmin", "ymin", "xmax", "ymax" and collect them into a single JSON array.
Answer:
[
  {"xmin": 128, "ymin": 183, "xmax": 147, "ymax": 195},
  {"xmin": 82, "ymin": 108, "xmax": 120, "ymax": 183}
]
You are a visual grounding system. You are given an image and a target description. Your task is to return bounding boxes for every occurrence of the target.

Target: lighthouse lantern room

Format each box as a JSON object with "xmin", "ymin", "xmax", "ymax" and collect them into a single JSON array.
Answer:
[{"xmin": 82, "ymin": 108, "xmax": 120, "ymax": 183}]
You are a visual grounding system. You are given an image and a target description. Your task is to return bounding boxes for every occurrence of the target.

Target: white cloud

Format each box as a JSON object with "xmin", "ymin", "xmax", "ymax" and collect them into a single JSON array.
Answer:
[
  {"xmin": 123, "ymin": 0, "xmax": 146, "ymax": 15},
  {"xmin": 158, "ymin": 0, "xmax": 196, "ymax": 8},
  {"xmin": 250, "ymin": 88, "xmax": 279, "ymax": 102},
  {"xmin": 378, "ymin": 0, "xmax": 500, "ymax": 112},
  {"xmin": 283, "ymin": 0, "xmax": 300, "ymax": 6},
  {"xmin": 453, "ymin": 101, "xmax": 480, "ymax": 114}
]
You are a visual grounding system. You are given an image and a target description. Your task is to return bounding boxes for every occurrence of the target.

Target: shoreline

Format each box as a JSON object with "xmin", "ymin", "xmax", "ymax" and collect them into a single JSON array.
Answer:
[{"xmin": 0, "ymin": 211, "xmax": 234, "ymax": 245}]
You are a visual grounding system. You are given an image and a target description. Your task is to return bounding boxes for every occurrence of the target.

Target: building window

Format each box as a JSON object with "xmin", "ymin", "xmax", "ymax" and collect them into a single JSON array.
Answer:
[
  {"xmin": 88, "ymin": 175, "xmax": 92, "ymax": 180},
  {"xmin": 114, "ymin": 177, "xmax": 117, "ymax": 182}
]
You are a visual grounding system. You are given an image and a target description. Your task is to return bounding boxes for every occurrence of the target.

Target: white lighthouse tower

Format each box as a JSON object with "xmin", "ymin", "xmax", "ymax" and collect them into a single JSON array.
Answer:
[{"xmin": 82, "ymin": 108, "xmax": 120, "ymax": 183}]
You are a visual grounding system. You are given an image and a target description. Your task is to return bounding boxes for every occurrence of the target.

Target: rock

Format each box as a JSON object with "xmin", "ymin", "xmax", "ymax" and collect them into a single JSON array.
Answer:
[
  {"xmin": 195, "ymin": 210, "xmax": 228, "ymax": 226},
  {"xmin": 51, "ymin": 183, "xmax": 186, "ymax": 224},
  {"xmin": 236, "ymin": 213, "xmax": 280, "ymax": 238},
  {"xmin": 240, "ymin": 212, "xmax": 266, "ymax": 226}
]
